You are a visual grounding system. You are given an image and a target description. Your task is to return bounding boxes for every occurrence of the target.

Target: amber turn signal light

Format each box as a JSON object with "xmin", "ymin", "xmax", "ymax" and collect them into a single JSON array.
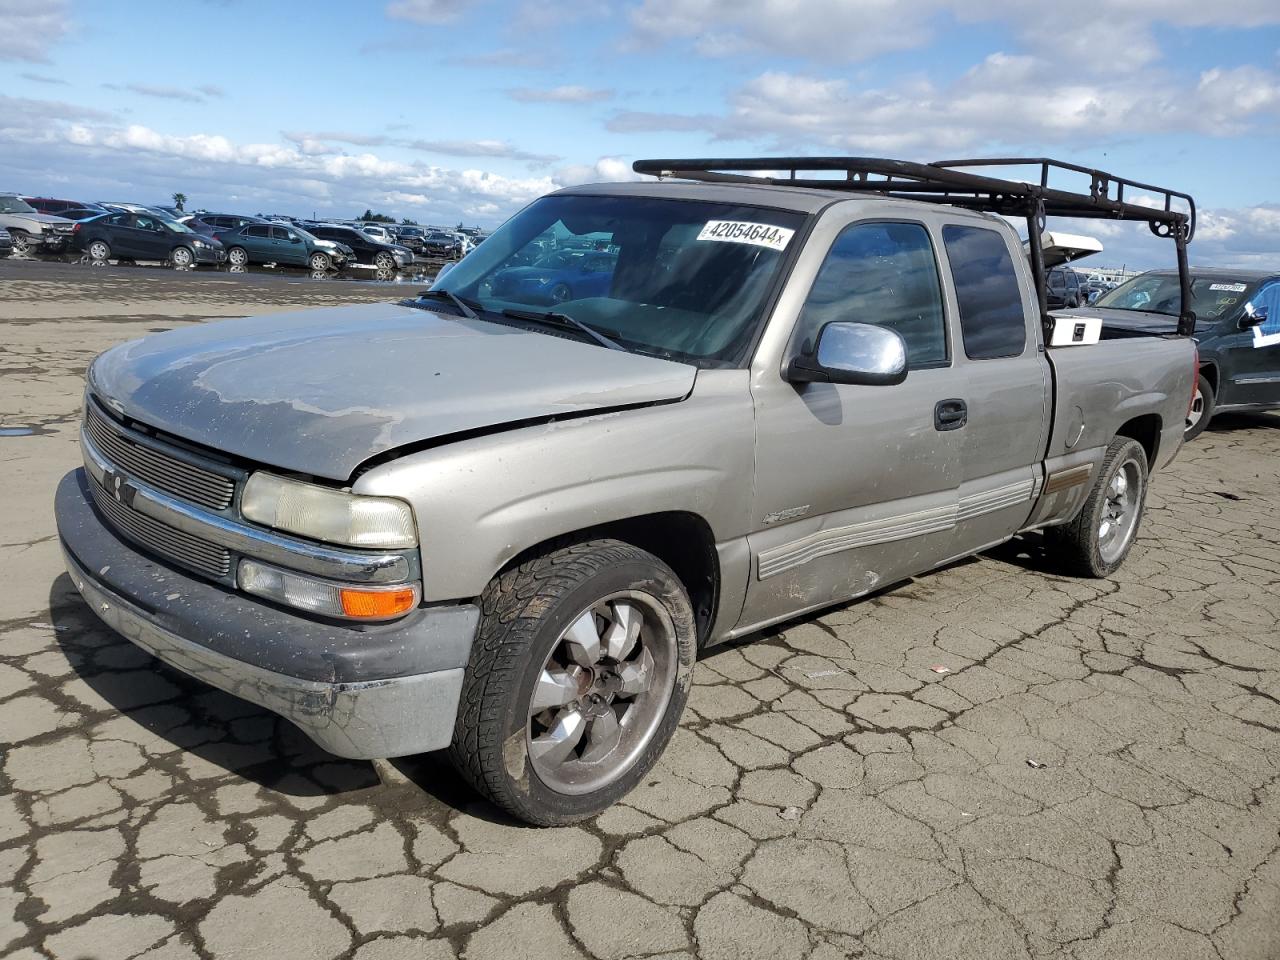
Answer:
[{"xmin": 340, "ymin": 586, "xmax": 419, "ymax": 619}]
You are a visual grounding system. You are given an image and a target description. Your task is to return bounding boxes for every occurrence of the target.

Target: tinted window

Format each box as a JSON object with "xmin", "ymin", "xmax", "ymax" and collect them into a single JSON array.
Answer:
[
  {"xmin": 244, "ymin": 224, "xmax": 269, "ymax": 238},
  {"xmin": 270, "ymin": 227, "xmax": 290, "ymax": 240},
  {"xmin": 107, "ymin": 213, "xmax": 128, "ymax": 226},
  {"xmin": 942, "ymin": 225, "xmax": 1027, "ymax": 360},
  {"xmin": 796, "ymin": 221, "xmax": 947, "ymax": 368}
]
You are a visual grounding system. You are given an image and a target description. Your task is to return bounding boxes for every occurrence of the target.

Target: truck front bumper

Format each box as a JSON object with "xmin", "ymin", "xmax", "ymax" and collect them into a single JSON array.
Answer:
[{"xmin": 56, "ymin": 469, "xmax": 480, "ymax": 760}]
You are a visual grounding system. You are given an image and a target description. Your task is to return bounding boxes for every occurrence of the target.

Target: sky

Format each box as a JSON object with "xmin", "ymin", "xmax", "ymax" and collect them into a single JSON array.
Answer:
[{"xmin": 1, "ymin": 0, "xmax": 1278, "ymax": 269}]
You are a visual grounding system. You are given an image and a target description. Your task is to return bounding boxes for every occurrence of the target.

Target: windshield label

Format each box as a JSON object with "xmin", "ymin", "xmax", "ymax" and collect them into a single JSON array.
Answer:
[
  {"xmin": 697, "ymin": 220, "xmax": 795, "ymax": 251},
  {"xmin": 1209, "ymin": 282, "xmax": 1247, "ymax": 292}
]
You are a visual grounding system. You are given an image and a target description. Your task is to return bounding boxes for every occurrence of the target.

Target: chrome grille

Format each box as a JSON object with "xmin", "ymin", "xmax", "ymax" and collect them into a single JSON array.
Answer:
[
  {"xmin": 86, "ymin": 402, "xmax": 235, "ymax": 511},
  {"xmin": 88, "ymin": 477, "xmax": 231, "ymax": 580}
]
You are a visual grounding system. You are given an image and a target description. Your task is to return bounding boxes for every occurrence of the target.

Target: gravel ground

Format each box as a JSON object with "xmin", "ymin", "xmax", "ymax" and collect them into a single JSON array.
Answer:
[{"xmin": 2, "ymin": 258, "xmax": 1279, "ymax": 960}]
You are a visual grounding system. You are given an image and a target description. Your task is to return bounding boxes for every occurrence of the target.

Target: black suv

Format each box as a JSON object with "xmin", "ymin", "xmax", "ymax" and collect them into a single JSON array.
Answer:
[
  {"xmin": 304, "ymin": 224, "xmax": 413, "ymax": 271},
  {"xmin": 1045, "ymin": 267, "xmax": 1084, "ymax": 309}
]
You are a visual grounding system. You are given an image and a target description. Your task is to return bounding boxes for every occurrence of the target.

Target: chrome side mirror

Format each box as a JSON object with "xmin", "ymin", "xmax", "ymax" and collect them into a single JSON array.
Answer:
[
  {"xmin": 1241, "ymin": 303, "xmax": 1269, "ymax": 330},
  {"xmin": 786, "ymin": 321, "xmax": 908, "ymax": 387}
]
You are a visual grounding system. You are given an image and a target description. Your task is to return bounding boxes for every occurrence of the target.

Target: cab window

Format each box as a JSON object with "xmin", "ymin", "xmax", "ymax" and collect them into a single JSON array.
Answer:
[
  {"xmin": 942, "ymin": 225, "xmax": 1027, "ymax": 360},
  {"xmin": 795, "ymin": 221, "xmax": 948, "ymax": 368}
]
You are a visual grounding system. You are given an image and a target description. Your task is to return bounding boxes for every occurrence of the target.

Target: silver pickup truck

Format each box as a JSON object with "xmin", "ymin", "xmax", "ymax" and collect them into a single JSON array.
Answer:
[{"xmin": 55, "ymin": 157, "xmax": 1198, "ymax": 825}]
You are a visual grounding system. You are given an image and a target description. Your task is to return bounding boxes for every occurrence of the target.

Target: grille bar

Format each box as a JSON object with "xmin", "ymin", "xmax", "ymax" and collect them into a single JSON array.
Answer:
[
  {"xmin": 89, "ymin": 478, "xmax": 231, "ymax": 580},
  {"xmin": 86, "ymin": 402, "xmax": 235, "ymax": 511}
]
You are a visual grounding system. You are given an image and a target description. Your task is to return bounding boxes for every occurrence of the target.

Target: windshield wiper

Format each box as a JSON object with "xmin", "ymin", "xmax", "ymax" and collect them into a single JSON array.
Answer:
[
  {"xmin": 501, "ymin": 308, "xmax": 625, "ymax": 352},
  {"xmin": 414, "ymin": 289, "xmax": 481, "ymax": 321}
]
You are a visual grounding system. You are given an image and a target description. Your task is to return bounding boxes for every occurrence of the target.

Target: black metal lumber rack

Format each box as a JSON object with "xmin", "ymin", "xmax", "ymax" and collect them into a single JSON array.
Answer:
[{"xmin": 633, "ymin": 156, "xmax": 1198, "ymax": 336}]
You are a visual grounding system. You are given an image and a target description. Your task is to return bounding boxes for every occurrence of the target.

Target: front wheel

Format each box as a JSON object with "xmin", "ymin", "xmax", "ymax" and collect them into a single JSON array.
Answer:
[
  {"xmin": 448, "ymin": 539, "xmax": 696, "ymax": 826},
  {"xmin": 309, "ymin": 251, "xmax": 332, "ymax": 271},
  {"xmin": 374, "ymin": 251, "xmax": 396, "ymax": 271},
  {"xmin": 1046, "ymin": 437, "xmax": 1148, "ymax": 578},
  {"xmin": 10, "ymin": 232, "xmax": 33, "ymax": 257},
  {"xmin": 1184, "ymin": 374, "xmax": 1214, "ymax": 441},
  {"xmin": 170, "ymin": 246, "xmax": 194, "ymax": 268}
]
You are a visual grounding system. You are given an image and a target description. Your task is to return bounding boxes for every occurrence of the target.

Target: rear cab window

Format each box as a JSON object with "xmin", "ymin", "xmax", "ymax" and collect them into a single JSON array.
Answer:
[{"xmin": 942, "ymin": 225, "xmax": 1028, "ymax": 359}]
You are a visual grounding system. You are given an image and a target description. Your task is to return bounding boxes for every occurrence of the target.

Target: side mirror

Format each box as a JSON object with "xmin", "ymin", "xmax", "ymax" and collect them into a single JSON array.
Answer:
[
  {"xmin": 786, "ymin": 321, "xmax": 908, "ymax": 387},
  {"xmin": 289, "ymin": 236, "xmax": 301, "ymax": 244},
  {"xmin": 1241, "ymin": 304, "xmax": 1269, "ymax": 329}
]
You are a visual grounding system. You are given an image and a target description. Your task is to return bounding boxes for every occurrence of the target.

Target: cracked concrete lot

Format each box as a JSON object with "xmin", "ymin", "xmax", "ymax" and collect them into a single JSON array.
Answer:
[{"xmin": 3, "ymin": 259, "xmax": 1280, "ymax": 960}]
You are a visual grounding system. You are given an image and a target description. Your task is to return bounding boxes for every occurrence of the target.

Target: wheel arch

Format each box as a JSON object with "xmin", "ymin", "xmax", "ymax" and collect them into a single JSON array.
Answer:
[
  {"xmin": 1116, "ymin": 413, "xmax": 1161, "ymax": 467},
  {"xmin": 503, "ymin": 511, "xmax": 721, "ymax": 646},
  {"xmin": 1198, "ymin": 360, "xmax": 1220, "ymax": 395}
]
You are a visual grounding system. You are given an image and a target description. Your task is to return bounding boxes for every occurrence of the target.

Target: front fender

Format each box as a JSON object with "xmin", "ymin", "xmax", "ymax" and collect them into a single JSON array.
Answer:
[{"xmin": 352, "ymin": 370, "xmax": 755, "ymax": 601}]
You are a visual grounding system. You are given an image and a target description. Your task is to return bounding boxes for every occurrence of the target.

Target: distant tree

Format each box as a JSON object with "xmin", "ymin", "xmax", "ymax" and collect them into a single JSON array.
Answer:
[
  {"xmin": 172, "ymin": 192, "xmax": 187, "ymax": 211},
  {"xmin": 358, "ymin": 208, "xmax": 396, "ymax": 223},
  {"xmin": 401, "ymin": 217, "xmax": 418, "ymax": 225}
]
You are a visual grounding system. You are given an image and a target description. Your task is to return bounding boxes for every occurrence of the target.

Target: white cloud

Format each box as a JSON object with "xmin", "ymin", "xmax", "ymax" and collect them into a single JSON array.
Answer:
[
  {"xmin": 611, "ymin": 57, "xmax": 1280, "ymax": 153},
  {"xmin": 554, "ymin": 156, "xmax": 645, "ymax": 186},
  {"xmin": 627, "ymin": 0, "xmax": 1280, "ymax": 70},
  {"xmin": 507, "ymin": 85, "xmax": 615, "ymax": 103},
  {"xmin": 0, "ymin": 0, "xmax": 71, "ymax": 63},
  {"xmin": 104, "ymin": 82, "xmax": 224, "ymax": 104},
  {"xmin": 384, "ymin": 0, "xmax": 475, "ymax": 24}
]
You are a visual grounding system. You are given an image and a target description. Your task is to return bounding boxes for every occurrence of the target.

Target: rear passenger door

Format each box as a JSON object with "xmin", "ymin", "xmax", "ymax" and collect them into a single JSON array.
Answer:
[
  {"xmin": 742, "ymin": 218, "xmax": 962, "ymax": 632},
  {"xmin": 938, "ymin": 223, "xmax": 1051, "ymax": 560}
]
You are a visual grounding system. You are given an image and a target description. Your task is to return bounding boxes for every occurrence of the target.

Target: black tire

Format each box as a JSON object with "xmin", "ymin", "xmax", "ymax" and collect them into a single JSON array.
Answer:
[
  {"xmin": 1184, "ymin": 373, "xmax": 1214, "ymax": 441},
  {"xmin": 171, "ymin": 246, "xmax": 195, "ymax": 268},
  {"xmin": 10, "ymin": 231, "xmax": 33, "ymax": 257},
  {"xmin": 549, "ymin": 282, "xmax": 572, "ymax": 303},
  {"xmin": 309, "ymin": 251, "xmax": 332, "ymax": 271},
  {"xmin": 227, "ymin": 246, "xmax": 249, "ymax": 267},
  {"xmin": 374, "ymin": 251, "xmax": 396, "ymax": 271},
  {"xmin": 448, "ymin": 538, "xmax": 696, "ymax": 826},
  {"xmin": 1046, "ymin": 437, "xmax": 1148, "ymax": 578},
  {"xmin": 87, "ymin": 239, "xmax": 112, "ymax": 261}
]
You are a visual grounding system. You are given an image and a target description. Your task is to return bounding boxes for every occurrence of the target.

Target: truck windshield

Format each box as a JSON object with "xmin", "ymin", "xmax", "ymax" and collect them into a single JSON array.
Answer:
[
  {"xmin": 1096, "ymin": 274, "xmax": 1259, "ymax": 321},
  {"xmin": 426, "ymin": 194, "xmax": 806, "ymax": 366}
]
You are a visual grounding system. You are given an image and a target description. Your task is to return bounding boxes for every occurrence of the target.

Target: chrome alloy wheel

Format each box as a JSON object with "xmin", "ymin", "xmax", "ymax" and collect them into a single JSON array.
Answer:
[
  {"xmin": 1097, "ymin": 458, "xmax": 1142, "ymax": 563},
  {"xmin": 171, "ymin": 246, "xmax": 193, "ymax": 267},
  {"xmin": 526, "ymin": 591, "xmax": 677, "ymax": 795}
]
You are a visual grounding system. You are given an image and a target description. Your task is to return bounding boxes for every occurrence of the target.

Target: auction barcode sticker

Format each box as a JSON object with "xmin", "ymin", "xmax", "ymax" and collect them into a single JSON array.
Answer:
[{"xmin": 697, "ymin": 220, "xmax": 795, "ymax": 251}]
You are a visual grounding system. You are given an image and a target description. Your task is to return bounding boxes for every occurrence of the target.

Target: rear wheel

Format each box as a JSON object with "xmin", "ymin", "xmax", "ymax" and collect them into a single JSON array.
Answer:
[
  {"xmin": 1184, "ymin": 374, "xmax": 1214, "ymax": 441},
  {"xmin": 549, "ymin": 282, "xmax": 572, "ymax": 303},
  {"xmin": 227, "ymin": 246, "xmax": 249, "ymax": 267},
  {"xmin": 87, "ymin": 240, "xmax": 111, "ymax": 261},
  {"xmin": 1046, "ymin": 437, "xmax": 1148, "ymax": 578},
  {"xmin": 448, "ymin": 539, "xmax": 695, "ymax": 825}
]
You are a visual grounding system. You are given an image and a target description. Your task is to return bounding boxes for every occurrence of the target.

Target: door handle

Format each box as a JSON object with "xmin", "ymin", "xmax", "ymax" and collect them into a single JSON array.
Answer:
[{"xmin": 935, "ymin": 398, "xmax": 968, "ymax": 431}]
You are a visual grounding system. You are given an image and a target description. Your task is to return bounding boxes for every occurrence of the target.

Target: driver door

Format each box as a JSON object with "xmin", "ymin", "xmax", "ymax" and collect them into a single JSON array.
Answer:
[
  {"xmin": 738, "ymin": 217, "xmax": 962, "ymax": 632},
  {"xmin": 1225, "ymin": 279, "xmax": 1280, "ymax": 406}
]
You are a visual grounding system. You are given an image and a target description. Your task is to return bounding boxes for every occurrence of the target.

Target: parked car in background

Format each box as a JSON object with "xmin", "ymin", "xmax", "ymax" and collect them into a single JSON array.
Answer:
[
  {"xmin": 0, "ymin": 193, "xmax": 75, "ymax": 255},
  {"xmin": 358, "ymin": 223, "xmax": 396, "ymax": 246},
  {"xmin": 216, "ymin": 222, "xmax": 345, "ymax": 271},
  {"xmin": 0, "ymin": 227, "xmax": 12, "ymax": 258},
  {"xmin": 304, "ymin": 224, "xmax": 412, "ymax": 270},
  {"xmin": 421, "ymin": 230, "xmax": 461, "ymax": 257},
  {"xmin": 25, "ymin": 197, "xmax": 109, "ymax": 220},
  {"xmin": 393, "ymin": 225, "xmax": 425, "ymax": 253},
  {"xmin": 182, "ymin": 213, "xmax": 265, "ymax": 236},
  {"xmin": 491, "ymin": 250, "xmax": 618, "ymax": 304},
  {"xmin": 1045, "ymin": 267, "xmax": 1084, "ymax": 308},
  {"xmin": 1089, "ymin": 269, "xmax": 1280, "ymax": 439},
  {"xmin": 98, "ymin": 202, "xmax": 176, "ymax": 219},
  {"xmin": 74, "ymin": 212, "xmax": 226, "ymax": 267}
]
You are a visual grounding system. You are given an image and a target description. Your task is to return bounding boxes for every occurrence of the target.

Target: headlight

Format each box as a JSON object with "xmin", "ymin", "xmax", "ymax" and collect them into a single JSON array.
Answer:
[
  {"xmin": 241, "ymin": 472, "xmax": 417, "ymax": 548},
  {"xmin": 192, "ymin": 239, "xmax": 207, "ymax": 248}
]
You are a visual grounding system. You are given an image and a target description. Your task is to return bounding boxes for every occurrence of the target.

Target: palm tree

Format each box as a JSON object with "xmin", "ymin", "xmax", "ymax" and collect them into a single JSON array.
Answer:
[{"xmin": 171, "ymin": 192, "xmax": 187, "ymax": 212}]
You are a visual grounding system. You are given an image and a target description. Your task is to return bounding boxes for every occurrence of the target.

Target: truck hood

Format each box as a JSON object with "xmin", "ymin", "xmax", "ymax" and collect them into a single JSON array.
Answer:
[
  {"xmin": 90, "ymin": 302, "xmax": 697, "ymax": 481},
  {"xmin": 2, "ymin": 211, "xmax": 72, "ymax": 230}
]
